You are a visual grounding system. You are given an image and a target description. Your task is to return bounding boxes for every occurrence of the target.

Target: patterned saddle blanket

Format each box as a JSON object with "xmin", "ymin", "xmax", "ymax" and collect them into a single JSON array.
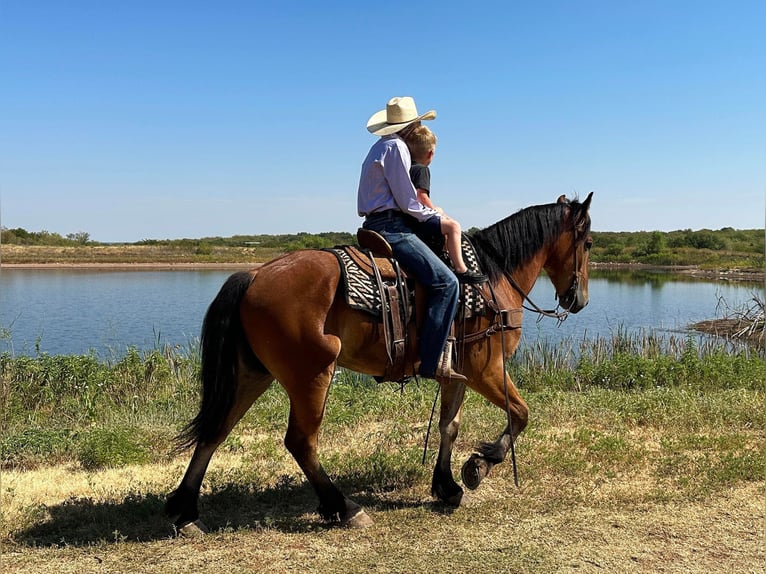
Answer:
[{"xmin": 324, "ymin": 235, "xmax": 487, "ymax": 320}]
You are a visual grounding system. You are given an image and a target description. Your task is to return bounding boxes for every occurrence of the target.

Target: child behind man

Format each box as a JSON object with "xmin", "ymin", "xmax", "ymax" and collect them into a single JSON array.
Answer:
[{"xmin": 404, "ymin": 126, "xmax": 486, "ymax": 284}]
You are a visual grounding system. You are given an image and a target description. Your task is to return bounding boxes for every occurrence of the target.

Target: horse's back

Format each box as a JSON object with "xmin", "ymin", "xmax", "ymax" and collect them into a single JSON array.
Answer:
[
  {"xmin": 242, "ymin": 249, "xmax": 341, "ymax": 317},
  {"xmin": 239, "ymin": 248, "xmax": 386, "ymax": 377}
]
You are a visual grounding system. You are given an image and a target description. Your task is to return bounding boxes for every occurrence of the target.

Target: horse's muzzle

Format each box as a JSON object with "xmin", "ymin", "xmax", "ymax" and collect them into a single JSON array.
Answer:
[{"xmin": 559, "ymin": 277, "xmax": 589, "ymax": 313}]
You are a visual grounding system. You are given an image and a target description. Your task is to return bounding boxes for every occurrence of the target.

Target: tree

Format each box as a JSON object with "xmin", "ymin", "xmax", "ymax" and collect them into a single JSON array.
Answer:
[
  {"xmin": 66, "ymin": 231, "xmax": 91, "ymax": 245},
  {"xmin": 645, "ymin": 231, "xmax": 665, "ymax": 255}
]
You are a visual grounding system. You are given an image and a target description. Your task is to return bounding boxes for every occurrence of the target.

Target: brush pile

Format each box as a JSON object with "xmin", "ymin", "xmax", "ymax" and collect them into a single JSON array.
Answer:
[{"xmin": 691, "ymin": 293, "xmax": 765, "ymax": 345}]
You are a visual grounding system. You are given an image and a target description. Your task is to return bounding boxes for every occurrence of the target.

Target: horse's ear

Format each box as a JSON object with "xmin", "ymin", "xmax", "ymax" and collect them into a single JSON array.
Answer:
[
  {"xmin": 557, "ymin": 194, "xmax": 568, "ymax": 204},
  {"xmin": 575, "ymin": 192, "xmax": 594, "ymax": 232},
  {"xmin": 581, "ymin": 191, "xmax": 593, "ymax": 212}
]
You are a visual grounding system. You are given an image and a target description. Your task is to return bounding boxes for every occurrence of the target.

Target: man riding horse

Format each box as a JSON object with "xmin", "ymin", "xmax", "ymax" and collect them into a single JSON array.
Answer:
[
  {"xmin": 166, "ymin": 95, "xmax": 593, "ymax": 531},
  {"xmin": 357, "ymin": 96, "xmax": 486, "ymax": 384}
]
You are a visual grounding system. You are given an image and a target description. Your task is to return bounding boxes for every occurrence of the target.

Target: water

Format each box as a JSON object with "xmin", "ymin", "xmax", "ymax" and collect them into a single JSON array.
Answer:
[
  {"xmin": 0, "ymin": 267, "xmax": 761, "ymax": 357},
  {"xmin": 0, "ymin": 269, "xmax": 228, "ymax": 356},
  {"xmin": 521, "ymin": 270, "xmax": 762, "ymax": 347}
]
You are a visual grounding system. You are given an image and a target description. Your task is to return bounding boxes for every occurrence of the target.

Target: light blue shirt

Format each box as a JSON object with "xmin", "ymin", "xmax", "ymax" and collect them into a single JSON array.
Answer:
[{"xmin": 357, "ymin": 134, "xmax": 439, "ymax": 222}]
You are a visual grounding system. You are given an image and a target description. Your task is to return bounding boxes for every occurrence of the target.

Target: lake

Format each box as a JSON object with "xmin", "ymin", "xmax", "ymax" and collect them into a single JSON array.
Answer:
[{"xmin": 0, "ymin": 267, "xmax": 761, "ymax": 357}]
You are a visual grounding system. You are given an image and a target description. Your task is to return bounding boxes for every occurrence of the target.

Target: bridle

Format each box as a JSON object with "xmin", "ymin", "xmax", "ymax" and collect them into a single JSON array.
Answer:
[
  {"xmin": 504, "ymin": 221, "xmax": 590, "ymax": 323},
  {"xmin": 555, "ymin": 225, "xmax": 592, "ymax": 312}
]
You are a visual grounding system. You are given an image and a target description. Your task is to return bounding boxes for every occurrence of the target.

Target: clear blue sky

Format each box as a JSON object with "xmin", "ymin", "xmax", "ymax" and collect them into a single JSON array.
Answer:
[{"xmin": 1, "ymin": 1, "xmax": 763, "ymax": 242}]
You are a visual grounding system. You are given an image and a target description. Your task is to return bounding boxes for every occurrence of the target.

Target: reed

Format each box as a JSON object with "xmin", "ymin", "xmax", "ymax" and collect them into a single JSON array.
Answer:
[
  {"xmin": 1, "ymin": 330, "xmax": 762, "ymax": 471},
  {"xmin": 510, "ymin": 327, "xmax": 763, "ymax": 393}
]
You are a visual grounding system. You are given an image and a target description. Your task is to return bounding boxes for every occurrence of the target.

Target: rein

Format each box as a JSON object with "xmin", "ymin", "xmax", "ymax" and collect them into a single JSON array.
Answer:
[
  {"xmin": 505, "ymin": 271, "xmax": 571, "ymax": 323},
  {"xmin": 486, "ymin": 221, "xmax": 585, "ymax": 325},
  {"xmin": 452, "ymin": 225, "xmax": 585, "ymax": 485},
  {"xmin": 485, "ymin": 278, "xmax": 519, "ymax": 487}
]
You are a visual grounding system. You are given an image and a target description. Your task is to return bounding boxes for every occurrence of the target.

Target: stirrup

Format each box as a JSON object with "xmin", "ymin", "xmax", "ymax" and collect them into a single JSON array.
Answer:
[{"xmin": 435, "ymin": 338, "xmax": 467, "ymax": 383}]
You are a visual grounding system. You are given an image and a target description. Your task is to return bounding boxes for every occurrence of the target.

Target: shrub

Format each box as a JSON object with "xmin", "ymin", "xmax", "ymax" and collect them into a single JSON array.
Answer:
[
  {"xmin": 77, "ymin": 427, "xmax": 149, "ymax": 470},
  {"xmin": 0, "ymin": 428, "xmax": 74, "ymax": 468}
]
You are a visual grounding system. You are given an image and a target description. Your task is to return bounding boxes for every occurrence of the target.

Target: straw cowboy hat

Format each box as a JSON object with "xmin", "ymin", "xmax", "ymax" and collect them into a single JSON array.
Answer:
[{"xmin": 366, "ymin": 96, "xmax": 436, "ymax": 136}]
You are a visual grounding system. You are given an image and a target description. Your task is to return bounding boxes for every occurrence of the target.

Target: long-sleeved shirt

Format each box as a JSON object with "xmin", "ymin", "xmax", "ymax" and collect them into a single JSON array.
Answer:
[{"xmin": 357, "ymin": 134, "xmax": 438, "ymax": 222}]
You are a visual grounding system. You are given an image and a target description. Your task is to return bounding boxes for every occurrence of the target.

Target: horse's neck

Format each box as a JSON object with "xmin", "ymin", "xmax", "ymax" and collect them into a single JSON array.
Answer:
[{"xmin": 505, "ymin": 251, "xmax": 547, "ymax": 300}]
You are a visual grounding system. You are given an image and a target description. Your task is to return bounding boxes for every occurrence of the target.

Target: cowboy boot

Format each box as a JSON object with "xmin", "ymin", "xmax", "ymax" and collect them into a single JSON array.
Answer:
[{"xmin": 435, "ymin": 337, "xmax": 467, "ymax": 384}]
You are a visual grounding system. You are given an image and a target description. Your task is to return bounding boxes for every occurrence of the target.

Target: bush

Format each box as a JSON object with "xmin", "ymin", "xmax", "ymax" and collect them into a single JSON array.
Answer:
[
  {"xmin": 0, "ymin": 428, "xmax": 74, "ymax": 468},
  {"xmin": 77, "ymin": 427, "xmax": 150, "ymax": 470}
]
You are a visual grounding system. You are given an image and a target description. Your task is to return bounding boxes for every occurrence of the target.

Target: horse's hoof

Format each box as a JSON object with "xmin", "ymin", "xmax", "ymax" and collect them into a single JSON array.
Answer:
[
  {"xmin": 461, "ymin": 454, "xmax": 490, "ymax": 490},
  {"xmin": 177, "ymin": 519, "xmax": 209, "ymax": 537},
  {"xmin": 432, "ymin": 484, "xmax": 464, "ymax": 507},
  {"xmin": 444, "ymin": 490, "xmax": 464, "ymax": 507},
  {"xmin": 344, "ymin": 509, "xmax": 374, "ymax": 528}
]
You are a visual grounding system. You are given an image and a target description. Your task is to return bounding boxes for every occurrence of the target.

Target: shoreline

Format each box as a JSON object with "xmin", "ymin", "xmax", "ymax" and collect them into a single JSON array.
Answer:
[
  {"xmin": 2, "ymin": 261, "xmax": 761, "ymax": 282},
  {"xmin": 589, "ymin": 262, "xmax": 764, "ymax": 283},
  {"xmin": 0, "ymin": 262, "xmax": 264, "ymax": 271}
]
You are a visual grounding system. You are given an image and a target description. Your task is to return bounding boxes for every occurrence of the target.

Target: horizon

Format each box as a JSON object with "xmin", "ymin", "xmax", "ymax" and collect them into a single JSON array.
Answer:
[
  {"xmin": 2, "ymin": 223, "xmax": 761, "ymax": 246},
  {"xmin": 1, "ymin": 2, "xmax": 764, "ymax": 243}
]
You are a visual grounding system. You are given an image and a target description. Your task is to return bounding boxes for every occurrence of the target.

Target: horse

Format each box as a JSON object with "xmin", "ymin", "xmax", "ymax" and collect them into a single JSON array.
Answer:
[{"xmin": 166, "ymin": 192, "xmax": 593, "ymax": 531}]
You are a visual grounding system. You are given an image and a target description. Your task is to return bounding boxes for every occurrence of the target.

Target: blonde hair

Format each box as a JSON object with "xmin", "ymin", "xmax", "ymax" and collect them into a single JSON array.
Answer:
[{"xmin": 403, "ymin": 125, "xmax": 437, "ymax": 162}]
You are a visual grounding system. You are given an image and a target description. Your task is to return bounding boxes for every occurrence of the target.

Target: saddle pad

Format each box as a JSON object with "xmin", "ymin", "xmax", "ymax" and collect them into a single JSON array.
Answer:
[
  {"xmin": 325, "ymin": 247, "xmax": 386, "ymax": 317},
  {"xmin": 325, "ymin": 236, "xmax": 487, "ymax": 319},
  {"xmin": 459, "ymin": 236, "xmax": 487, "ymax": 317}
]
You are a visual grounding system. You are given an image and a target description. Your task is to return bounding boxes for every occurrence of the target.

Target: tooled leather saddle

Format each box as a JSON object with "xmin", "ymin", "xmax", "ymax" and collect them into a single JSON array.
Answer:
[{"xmin": 323, "ymin": 229, "xmax": 489, "ymax": 382}]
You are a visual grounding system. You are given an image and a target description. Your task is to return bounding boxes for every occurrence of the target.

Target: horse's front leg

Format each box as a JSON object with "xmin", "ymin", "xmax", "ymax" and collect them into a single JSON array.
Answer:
[
  {"xmin": 461, "ymin": 371, "xmax": 528, "ymax": 490},
  {"xmin": 431, "ymin": 379, "xmax": 467, "ymax": 506}
]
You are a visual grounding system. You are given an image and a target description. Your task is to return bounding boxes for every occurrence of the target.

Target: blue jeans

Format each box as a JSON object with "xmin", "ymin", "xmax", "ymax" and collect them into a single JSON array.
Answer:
[{"xmin": 363, "ymin": 212, "xmax": 459, "ymax": 376}]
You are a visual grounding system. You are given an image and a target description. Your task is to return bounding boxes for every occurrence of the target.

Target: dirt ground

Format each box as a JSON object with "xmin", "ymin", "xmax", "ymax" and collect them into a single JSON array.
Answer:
[{"xmin": 1, "ymin": 461, "xmax": 764, "ymax": 574}]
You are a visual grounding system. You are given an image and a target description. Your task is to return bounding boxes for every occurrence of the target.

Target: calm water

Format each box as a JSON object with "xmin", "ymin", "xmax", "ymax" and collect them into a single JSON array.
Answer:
[{"xmin": 0, "ymin": 267, "xmax": 761, "ymax": 357}]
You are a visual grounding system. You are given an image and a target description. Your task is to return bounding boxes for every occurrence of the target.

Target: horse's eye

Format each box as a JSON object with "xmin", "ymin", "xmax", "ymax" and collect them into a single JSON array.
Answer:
[{"xmin": 584, "ymin": 238, "xmax": 593, "ymax": 250}]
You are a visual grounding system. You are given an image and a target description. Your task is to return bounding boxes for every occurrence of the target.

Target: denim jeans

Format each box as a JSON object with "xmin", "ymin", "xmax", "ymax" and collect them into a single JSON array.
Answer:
[{"xmin": 363, "ymin": 212, "xmax": 459, "ymax": 376}]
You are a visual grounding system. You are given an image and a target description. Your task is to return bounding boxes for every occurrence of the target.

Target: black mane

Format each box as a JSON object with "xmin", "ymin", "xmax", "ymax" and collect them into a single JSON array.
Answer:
[{"xmin": 468, "ymin": 200, "xmax": 579, "ymax": 283}]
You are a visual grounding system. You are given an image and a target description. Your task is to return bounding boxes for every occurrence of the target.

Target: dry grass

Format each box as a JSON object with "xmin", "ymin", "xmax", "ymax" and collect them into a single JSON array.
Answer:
[
  {"xmin": 0, "ymin": 244, "xmax": 276, "ymax": 266},
  {"xmin": 2, "ymin": 414, "xmax": 763, "ymax": 574}
]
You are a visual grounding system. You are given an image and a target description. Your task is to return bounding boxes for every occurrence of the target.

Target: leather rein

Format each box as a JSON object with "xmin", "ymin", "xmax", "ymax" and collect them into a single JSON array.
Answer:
[{"xmin": 458, "ymin": 225, "xmax": 585, "ymax": 345}]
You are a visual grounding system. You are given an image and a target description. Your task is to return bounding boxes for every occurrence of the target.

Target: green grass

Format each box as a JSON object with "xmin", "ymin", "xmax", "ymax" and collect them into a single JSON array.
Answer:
[
  {"xmin": 1, "ymin": 333, "xmax": 763, "ymax": 574},
  {"xmin": 1, "ymin": 332, "xmax": 762, "ymax": 485},
  {"xmin": 77, "ymin": 427, "xmax": 151, "ymax": 470}
]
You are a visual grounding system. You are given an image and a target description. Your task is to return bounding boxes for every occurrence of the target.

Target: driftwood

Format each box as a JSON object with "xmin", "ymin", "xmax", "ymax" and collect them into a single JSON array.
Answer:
[{"xmin": 690, "ymin": 294, "xmax": 764, "ymax": 344}]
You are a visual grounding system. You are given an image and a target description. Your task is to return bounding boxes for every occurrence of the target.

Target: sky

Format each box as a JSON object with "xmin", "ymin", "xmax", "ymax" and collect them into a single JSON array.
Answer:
[{"xmin": 1, "ymin": 1, "xmax": 764, "ymax": 243}]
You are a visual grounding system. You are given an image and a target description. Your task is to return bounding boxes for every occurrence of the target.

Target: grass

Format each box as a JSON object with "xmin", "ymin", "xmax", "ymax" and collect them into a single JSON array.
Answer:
[
  {"xmin": 4, "ymin": 239, "xmax": 764, "ymax": 274},
  {"xmin": 0, "ymin": 243, "xmax": 278, "ymax": 265},
  {"xmin": 1, "ymin": 333, "xmax": 764, "ymax": 573}
]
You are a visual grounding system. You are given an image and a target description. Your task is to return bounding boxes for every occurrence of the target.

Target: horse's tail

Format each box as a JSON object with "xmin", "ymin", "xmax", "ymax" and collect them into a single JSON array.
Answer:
[{"xmin": 174, "ymin": 270, "xmax": 258, "ymax": 452}]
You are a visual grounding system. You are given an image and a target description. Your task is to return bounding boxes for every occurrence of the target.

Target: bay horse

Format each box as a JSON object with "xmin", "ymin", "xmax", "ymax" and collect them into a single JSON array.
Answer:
[{"xmin": 166, "ymin": 192, "xmax": 593, "ymax": 531}]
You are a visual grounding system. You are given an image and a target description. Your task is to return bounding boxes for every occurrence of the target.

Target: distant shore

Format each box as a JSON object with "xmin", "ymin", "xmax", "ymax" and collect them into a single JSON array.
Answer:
[
  {"xmin": 2, "ymin": 260, "xmax": 762, "ymax": 282},
  {"xmin": 0, "ymin": 262, "xmax": 262, "ymax": 271},
  {"xmin": 589, "ymin": 262, "xmax": 764, "ymax": 283}
]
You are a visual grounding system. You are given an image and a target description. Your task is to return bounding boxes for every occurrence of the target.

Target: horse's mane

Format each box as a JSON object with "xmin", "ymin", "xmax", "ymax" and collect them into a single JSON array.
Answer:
[{"xmin": 469, "ymin": 200, "xmax": 582, "ymax": 283}]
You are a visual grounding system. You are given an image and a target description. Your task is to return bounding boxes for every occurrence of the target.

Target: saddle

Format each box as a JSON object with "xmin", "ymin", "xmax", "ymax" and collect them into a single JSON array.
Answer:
[
  {"xmin": 354, "ymin": 229, "xmax": 412, "ymax": 382},
  {"xmin": 325, "ymin": 229, "xmax": 493, "ymax": 383}
]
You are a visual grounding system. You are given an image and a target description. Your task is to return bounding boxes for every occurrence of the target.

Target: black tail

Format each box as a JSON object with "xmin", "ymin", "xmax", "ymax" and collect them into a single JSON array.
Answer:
[{"xmin": 174, "ymin": 271, "xmax": 258, "ymax": 451}]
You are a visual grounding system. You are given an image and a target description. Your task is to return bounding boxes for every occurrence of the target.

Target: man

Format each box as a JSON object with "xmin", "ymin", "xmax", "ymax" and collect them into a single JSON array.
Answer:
[{"xmin": 357, "ymin": 96, "xmax": 469, "ymax": 383}]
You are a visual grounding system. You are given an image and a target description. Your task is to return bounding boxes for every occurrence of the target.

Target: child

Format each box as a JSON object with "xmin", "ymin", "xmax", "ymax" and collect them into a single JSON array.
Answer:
[{"xmin": 404, "ymin": 125, "xmax": 486, "ymax": 284}]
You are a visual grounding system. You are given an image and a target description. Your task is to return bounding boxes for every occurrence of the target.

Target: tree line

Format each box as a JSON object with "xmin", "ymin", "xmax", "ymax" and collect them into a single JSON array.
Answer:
[
  {"xmin": 1, "ymin": 227, "xmax": 91, "ymax": 245},
  {"xmin": 1, "ymin": 226, "xmax": 762, "ymax": 267}
]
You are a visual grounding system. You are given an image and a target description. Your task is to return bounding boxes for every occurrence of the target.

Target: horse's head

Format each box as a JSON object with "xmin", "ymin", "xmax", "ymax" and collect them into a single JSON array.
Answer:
[{"xmin": 544, "ymin": 192, "xmax": 593, "ymax": 313}]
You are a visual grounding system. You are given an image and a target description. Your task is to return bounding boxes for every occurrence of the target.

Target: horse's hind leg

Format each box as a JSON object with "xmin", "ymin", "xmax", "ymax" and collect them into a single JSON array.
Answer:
[
  {"xmin": 166, "ymin": 368, "xmax": 273, "ymax": 532},
  {"xmin": 281, "ymin": 365, "xmax": 373, "ymax": 528},
  {"xmin": 431, "ymin": 380, "xmax": 467, "ymax": 507}
]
